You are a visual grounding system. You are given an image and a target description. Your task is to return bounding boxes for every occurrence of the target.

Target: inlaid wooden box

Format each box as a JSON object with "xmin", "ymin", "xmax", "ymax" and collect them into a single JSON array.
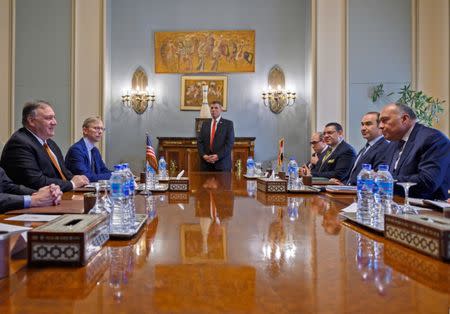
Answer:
[
  {"xmin": 169, "ymin": 177, "xmax": 190, "ymax": 191},
  {"xmin": 27, "ymin": 214, "xmax": 109, "ymax": 266},
  {"xmin": 384, "ymin": 213, "xmax": 450, "ymax": 261},
  {"xmin": 256, "ymin": 177, "xmax": 287, "ymax": 193}
]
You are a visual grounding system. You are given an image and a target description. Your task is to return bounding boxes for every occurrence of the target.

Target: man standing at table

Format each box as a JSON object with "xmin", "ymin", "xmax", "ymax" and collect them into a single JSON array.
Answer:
[
  {"xmin": 379, "ymin": 102, "xmax": 450, "ymax": 200},
  {"xmin": 0, "ymin": 166, "xmax": 62, "ymax": 213},
  {"xmin": 197, "ymin": 101, "xmax": 235, "ymax": 172},
  {"xmin": 0, "ymin": 100, "xmax": 89, "ymax": 192},
  {"xmin": 65, "ymin": 117, "xmax": 111, "ymax": 182}
]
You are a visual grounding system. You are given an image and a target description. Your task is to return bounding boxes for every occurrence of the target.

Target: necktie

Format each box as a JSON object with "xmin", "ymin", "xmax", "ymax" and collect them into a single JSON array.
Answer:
[
  {"xmin": 390, "ymin": 140, "xmax": 406, "ymax": 172},
  {"xmin": 318, "ymin": 148, "xmax": 332, "ymax": 171},
  {"xmin": 91, "ymin": 148, "xmax": 96, "ymax": 173},
  {"xmin": 349, "ymin": 143, "xmax": 370, "ymax": 179},
  {"xmin": 43, "ymin": 142, "xmax": 67, "ymax": 180},
  {"xmin": 210, "ymin": 119, "xmax": 217, "ymax": 150}
]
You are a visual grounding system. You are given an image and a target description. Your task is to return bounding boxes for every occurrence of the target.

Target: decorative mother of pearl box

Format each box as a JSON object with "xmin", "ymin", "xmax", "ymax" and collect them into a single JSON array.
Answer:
[
  {"xmin": 27, "ymin": 214, "xmax": 109, "ymax": 266},
  {"xmin": 256, "ymin": 177, "xmax": 287, "ymax": 193},
  {"xmin": 169, "ymin": 177, "xmax": 190, "ymax": 191}
]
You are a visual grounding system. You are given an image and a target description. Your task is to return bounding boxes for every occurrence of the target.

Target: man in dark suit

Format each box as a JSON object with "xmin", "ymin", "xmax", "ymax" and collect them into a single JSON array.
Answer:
[
  {"xmin": 0, "ymin": 166, "xmax": 62, "ymax": 213},
  {"xmin": 302, "ymin": 122, "xmax": 356, "ymax": 181},
  {"xmin": 308, "ymin": 131, "xmax": 330, "ymax": 173},
  {"xmin": 379, "ymin": 102, "xmax": 450, "ymax": 200},
  {"xmin": 0, "ymin": 100, "xmax": 89, "ymax": 192},
  {"xmin": 345, "ymin": 112, "xmax": 390, "ymax": 185},
  {"xmin": 65, "ymin": 117, "xmax": 111, "ymax": 182},
  {"xmin": 197, "ymin": 101, "xmax": 235, "ymax": 171}
]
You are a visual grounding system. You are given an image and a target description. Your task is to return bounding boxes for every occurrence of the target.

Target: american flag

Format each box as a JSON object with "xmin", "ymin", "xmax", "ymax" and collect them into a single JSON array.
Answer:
[
  {"xmin": 146, "ymin": 133, "xmax": 158, "ymax": 171},
  {"xmin": 277, "ymin": 138, "xmax": 284, "ymax": 169}
]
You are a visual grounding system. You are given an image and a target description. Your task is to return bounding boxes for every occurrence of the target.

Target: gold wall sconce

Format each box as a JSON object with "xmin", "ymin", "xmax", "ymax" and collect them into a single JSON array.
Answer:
[
  {"xmin": 261, "ymin": 65, "xmax": 296, "ymax": 114},
  {"xmin": 121, "ymin": 67, "xmax": 156, "ymax": 114}
]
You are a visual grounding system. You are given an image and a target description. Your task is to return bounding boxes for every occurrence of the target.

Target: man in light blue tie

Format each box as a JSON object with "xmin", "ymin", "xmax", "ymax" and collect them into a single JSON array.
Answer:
[{"xmin": 65, "ymin": 117, "xmax": 111, "ymax": 182}]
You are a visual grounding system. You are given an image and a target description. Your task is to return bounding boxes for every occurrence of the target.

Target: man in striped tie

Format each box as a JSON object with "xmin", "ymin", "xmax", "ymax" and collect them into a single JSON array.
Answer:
[{"xmin": 0, "ymin": 100, "xmax": 89, "ymax": 192}]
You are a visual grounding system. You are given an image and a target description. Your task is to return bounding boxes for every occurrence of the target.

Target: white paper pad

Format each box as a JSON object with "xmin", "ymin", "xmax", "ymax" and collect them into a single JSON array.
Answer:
[
  {"xmin": 5, "ymin": 214, "xmax": 61, "ymax": 222},
  {"xmin": 341, "ymin": 203, "xmax": 358, "ymax": 213},
  {"xmin": 0, "ymin": 222, "xmax": 32, "ymax": 233}
]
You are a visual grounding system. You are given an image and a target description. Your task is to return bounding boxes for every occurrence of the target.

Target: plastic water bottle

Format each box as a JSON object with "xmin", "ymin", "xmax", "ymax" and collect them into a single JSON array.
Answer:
[
  {"xmin": 287, "ymin": 157, "xmax": 299, "ymax": 189},
  {"xmin": 110, "ymin": 165, "xmax": 130, "ymax": 233},
  {"xmin": 357, "ymin": 164, "xmax": 374, "ymax": 217},
  {"xmin": 122, "ymin": 163, "xmax": 136, "ymax": 228},
  {"xmin": 146, "ymin": 164, "xmax": 156, "ymax": 191},
  {"xmin": 158, "ymin": 157, "xmax": 167, "ymax": 178},
  {"xmin": 374, "ymin": 164, "xmax": 394, "ymax": 216},
  {"xmin": 246, "ymin": 157, "xmax": 255, "ymax": 176}
]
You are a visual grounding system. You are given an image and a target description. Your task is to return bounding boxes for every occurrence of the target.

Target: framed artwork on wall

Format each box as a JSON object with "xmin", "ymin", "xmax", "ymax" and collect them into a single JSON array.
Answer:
[
  {"xmin": 155, "ymin": 30, "xmax": 255, "ymax": 73},
  {"xmin": 181, "ymin": 75, "xmax": 227, "ymax": 111}
]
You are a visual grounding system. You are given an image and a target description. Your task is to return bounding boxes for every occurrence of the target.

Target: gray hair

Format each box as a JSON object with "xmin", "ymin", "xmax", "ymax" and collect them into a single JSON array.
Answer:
[
  {"xmin": 394, "ymin": 102, "xmax": 417, "ymax": 120},
  {"xmin": 22, "ymin": 100, "xmax": 51, "ymax": 126}
]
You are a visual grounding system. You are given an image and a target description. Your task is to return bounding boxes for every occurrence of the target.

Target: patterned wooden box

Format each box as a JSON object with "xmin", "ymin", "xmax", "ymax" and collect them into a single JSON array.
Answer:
[
  {"xmin": 168, "ymin": 192, "xmax": 190, "ymax": 204},
  {"xmin": 169, "ymin": 177, "xmax": 190, "ymax": 191},
  {"xmin": 256, "ymin": 191, "xmax": 287, "ymax": 206},
  {"xmin": 384, "ymin": 213, "xmax": 450, "ymax": 261},
  {"xmin": 27, "ymin": 214, "xmax": 109, "ymax": 266},
  {"xmin": 256, "ymin": 177, "xmax": 287, "ymax": 193}
]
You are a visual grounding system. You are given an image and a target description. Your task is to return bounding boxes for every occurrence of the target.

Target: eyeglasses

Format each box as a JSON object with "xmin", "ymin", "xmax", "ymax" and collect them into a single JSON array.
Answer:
[
  {"xmin": 90, "ymin": 127, "xmax": 106, "ymax": 131},
  {"xmin": 310, "ymin": 141, "xmax": 320, "ymax": 145}
]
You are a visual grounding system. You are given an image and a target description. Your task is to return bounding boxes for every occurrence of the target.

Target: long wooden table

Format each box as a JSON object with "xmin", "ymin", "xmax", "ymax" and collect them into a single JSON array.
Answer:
[{"xmin": 0, "ymin": 172, "xmax": 449, "ymax": 313}]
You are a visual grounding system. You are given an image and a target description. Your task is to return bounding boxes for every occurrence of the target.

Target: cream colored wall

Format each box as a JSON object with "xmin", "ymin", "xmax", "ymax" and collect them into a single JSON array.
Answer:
[
  {"xmin": 313, "ymin": 0, "xmax": 347, "ymax": 134},
  {"xmin": 0, "ymin": 0, "xmax": 12, "ymax": 144},
  {"xmin": 73, "ymin": 0, "xmax": 105, "ymax": 151},
  {"xmin": 0, "ymin": 0, "xmax": 105, "ymax": 152},
  {"xmin": 415, "ymin": 0, "xmax": 449, "ymax": 136}
]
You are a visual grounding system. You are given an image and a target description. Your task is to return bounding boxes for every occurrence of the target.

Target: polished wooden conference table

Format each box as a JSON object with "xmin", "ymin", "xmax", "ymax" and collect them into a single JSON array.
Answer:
[{"xmin": 0, "ymin": 172, "xmax": 449, "ymax": 314}]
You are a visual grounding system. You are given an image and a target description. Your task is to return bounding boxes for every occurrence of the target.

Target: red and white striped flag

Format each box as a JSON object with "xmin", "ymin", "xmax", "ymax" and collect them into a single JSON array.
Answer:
[{"xmin": 146, "ymin": 133, "xmax": 158, "ymax": 171}]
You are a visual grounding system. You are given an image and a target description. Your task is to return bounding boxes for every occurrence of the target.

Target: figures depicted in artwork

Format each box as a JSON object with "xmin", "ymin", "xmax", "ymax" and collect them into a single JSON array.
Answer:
[{"xmin": 155, "ymin": 31, "xmax": 255, "ymax": 73}]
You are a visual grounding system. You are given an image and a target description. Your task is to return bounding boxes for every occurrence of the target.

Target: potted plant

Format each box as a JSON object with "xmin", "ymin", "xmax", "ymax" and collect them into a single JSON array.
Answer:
[{"xmin": 370, "ymin": 83, "xmax": 445, "ymax": 127}]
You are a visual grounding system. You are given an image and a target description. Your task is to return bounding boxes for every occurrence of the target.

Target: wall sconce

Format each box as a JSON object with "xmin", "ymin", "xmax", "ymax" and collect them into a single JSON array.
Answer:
[
  {"xmin": 121, "ymin": 67, "xmax": 156, "ymax": 114},
  {"xmin": 261, "ymin": 65, "xmax": 296, "ymax": 114}
]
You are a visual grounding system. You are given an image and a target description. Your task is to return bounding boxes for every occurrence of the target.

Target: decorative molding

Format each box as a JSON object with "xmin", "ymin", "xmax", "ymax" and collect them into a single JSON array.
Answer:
[
  {"xmin": 310, "ymin": 0, "xmax": 317, "ymax": 135},
  {"xmin": 411, "ymin": 0, "xmax": 418, "ymax": 90}
]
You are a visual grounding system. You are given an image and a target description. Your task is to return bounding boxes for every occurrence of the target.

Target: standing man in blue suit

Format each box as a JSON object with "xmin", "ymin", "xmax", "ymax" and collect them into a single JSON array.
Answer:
[
  {"xmin": 345, "ymin": 112, "xmax": 390, "ymax": 185},
  {"xmin": 379, "ymin": 102, "xmax": 450, "ymax": 200},
  {"xmin": 302, "ymin": 122, "xmax": 356, "ymax": 181},
  {"xmin": 65, "ymin": 117, "xmax": 111, "ymax": 182},
  {"xmin": 197, "ymin": 101, "xmax": 235, "ymax": 172}
]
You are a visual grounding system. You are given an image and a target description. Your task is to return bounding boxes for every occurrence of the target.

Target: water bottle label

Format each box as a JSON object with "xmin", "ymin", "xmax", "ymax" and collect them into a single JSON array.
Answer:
[
  {"xmin": 377, "ymin": 181, "xmax": 393, "ymax": 196},
  {"xmin": 111, "ymin": 182, "xmax": 121, "ymax": 196},
  {"xmin": 128, "ymin": 179, "xmax": 135, "ymax": 192},
  {"xmin": 357, "ymin": 178, "xmax": 374, "ymax": 191}
]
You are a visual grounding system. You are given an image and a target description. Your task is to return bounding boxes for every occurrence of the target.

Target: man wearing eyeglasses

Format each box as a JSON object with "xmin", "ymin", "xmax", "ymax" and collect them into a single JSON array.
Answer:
[
  {"xmin": 307, "ymin": 132, "xmax": 330, "ymax": 173},
  {"xmin": 65, "ymin": 117, "xmax": 112, "ymax": 182},
  {"xmin": 302, "ymin": 122, "xmax": 356, "ymax": 181}
]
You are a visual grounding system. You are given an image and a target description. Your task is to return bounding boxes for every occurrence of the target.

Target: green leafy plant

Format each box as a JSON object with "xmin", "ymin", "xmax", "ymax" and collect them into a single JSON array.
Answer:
[{"xmin": 370, "ymin": 83, "xmax": 444, "ymax": 127}]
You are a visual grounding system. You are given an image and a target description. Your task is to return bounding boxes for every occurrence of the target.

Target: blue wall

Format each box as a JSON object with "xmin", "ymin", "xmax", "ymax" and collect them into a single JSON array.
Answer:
[
  {"xmin": 106, "ymin": 0, "xmax": 311, "ymax": 171},
  {"xmin": 347, "ymin": 0, "xmax": 411, "ymax": 150}
]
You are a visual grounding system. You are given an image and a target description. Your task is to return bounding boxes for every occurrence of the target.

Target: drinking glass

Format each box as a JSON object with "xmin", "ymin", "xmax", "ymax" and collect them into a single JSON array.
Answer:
[
  {"xmin": 255, "ymin": 162, "xmax": 262, "ymax": 176},
  {"xmin": 396, "ymin": 182, "xmax": 418, "ymax": 214}
]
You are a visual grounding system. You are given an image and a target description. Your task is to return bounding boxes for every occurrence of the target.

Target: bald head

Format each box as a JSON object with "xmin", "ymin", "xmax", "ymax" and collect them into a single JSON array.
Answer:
[{"xmin": 379, "ymin": 102, "xmax": 416, "ymax": 141}]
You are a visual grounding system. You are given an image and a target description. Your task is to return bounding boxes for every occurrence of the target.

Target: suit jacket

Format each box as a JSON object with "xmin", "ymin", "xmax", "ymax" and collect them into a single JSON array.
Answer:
[
  {"xmin": 387, "ymin": 123, "xmax": 450, "ymax": 200},
  {"xmin": 197, "ymin": 118, "xmax": 235, "ymax": 171},
  {"xmin": 0, "ymin": 128, "xmax": 74, "ymax": 192},
  {"xmin": 310, "ymin": 147, "xmax": 331, "ymax": 173},
  {"xmin": 311, "ymin": 140, "xmax": 356, "ymax": 181},
  {"xmin": 0, "ymin": 166, "xmax": 35, "ymax": 212},
  {"xmin": 65, "ymin": 138, "xmax": 111, "ymax": 182},
  {"xmin": 346, "ymin": 137, "xmax": 390, "ymax": 185}
]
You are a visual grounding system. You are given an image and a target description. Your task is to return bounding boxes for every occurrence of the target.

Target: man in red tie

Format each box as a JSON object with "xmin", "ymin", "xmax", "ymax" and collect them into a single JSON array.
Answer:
[
  {"xmin": 0, "ymin": 100, "xmax": 89, "ymax": 192},
  {"xmin": 197, "ymin": 101, "xmax": 235, "ymax": 171}
]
